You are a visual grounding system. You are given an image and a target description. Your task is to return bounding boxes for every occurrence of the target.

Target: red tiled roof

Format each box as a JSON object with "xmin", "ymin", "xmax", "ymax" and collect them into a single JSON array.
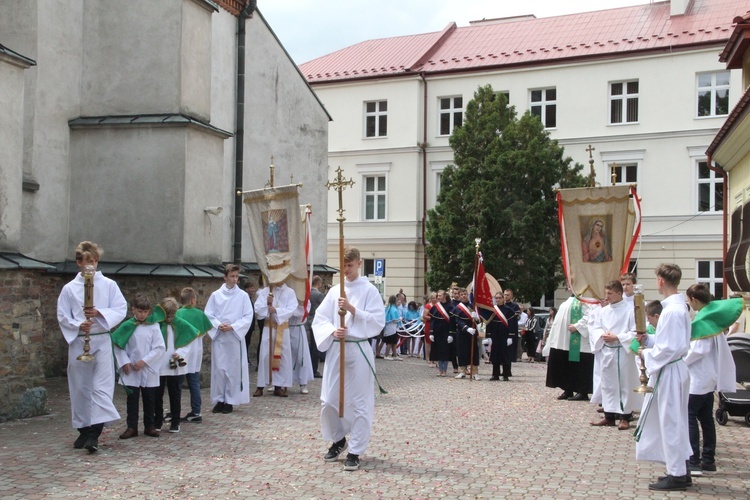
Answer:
[{"xmin": 301, "ymin": 0, "xmax": 750, "ymax": 84}]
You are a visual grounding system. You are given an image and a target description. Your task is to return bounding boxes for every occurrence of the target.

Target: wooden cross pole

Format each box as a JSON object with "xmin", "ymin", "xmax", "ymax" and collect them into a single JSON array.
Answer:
[{"xmin": 326, "ymin": 167, "xmax": 355, "ymax": 417}]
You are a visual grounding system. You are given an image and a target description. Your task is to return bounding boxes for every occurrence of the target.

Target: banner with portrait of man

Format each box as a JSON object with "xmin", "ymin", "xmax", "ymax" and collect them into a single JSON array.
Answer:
[
  {"xmin": 243, "ymin": 184, "xmax": 307, "ymax": 295},
  {"xmin": 557, "ymin": 185, "xmax": 641, "ymax": 300}
]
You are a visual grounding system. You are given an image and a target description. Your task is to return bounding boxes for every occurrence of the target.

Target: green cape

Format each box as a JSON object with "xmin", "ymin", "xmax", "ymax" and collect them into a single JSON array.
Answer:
[
  {"xmin": 691, "ymin": 297, "xmax": 743, "ymax": 341},
  {"xmin": 175, "ymin": 306, "xmax": 214, "ymax": 336},
  {"xmin": 110, "ymin": 306, "xmax": 166, "ymax": 349},
  {"xmin": 160, "ymin": 309, "xmax": 201, "ymax": 348}
]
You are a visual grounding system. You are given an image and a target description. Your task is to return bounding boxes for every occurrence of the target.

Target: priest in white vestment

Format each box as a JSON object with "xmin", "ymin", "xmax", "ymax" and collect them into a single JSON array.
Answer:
[{"xmin": 205, "ymin": 264, "xmax": 253, "ymax": 412}]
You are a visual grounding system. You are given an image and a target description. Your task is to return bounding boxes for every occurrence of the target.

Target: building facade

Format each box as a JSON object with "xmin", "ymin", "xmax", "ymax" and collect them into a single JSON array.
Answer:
[
  {"xmin": 301, "ymin": 0, "xmax": 747, "ymax": 304},
  {"xmin": 0, "ymin": 0, "xmax": 330, "ymax": 420}
]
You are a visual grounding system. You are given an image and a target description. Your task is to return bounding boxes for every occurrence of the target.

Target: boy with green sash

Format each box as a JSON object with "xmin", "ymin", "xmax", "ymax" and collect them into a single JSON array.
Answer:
[
  {"xmin": 684, "ymin": 284, "xmax": 739, "ymax": 476},
  {"xmin": 111, "ymin": 295, "xmax": 166, "ymax": 439}
]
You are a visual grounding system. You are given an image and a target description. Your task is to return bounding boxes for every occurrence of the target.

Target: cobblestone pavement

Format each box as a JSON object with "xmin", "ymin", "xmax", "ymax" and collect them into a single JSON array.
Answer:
[{"xmin": 1, "ymin": 356, "xmax": 749, "ymax": 499}]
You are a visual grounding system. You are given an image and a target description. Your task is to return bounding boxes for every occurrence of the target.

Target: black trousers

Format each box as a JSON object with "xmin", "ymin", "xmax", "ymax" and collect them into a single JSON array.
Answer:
[
  {"xmin": 307, "ymin": 324, "xmax": 320, "ymax": 374},
  {"xmin": 688, "ymin": 392, "xmax": 716, "ymax": 466},
  {"xmin": 155, "ymin": 375, "xmax": 183, "ymax": 428},
  {"xmin": 604, "ymin": 411, "xmax": 632, "ymax": 422},
  {"xmin": 125, "ymin": 385, "xmax": 156, "ymax": 429}
]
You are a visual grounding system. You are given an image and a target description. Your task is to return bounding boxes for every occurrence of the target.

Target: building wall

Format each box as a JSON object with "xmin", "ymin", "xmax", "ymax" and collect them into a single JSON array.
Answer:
[{"xmin": 313, "ymin": 45, "xmax": 735, "ymax": 303}]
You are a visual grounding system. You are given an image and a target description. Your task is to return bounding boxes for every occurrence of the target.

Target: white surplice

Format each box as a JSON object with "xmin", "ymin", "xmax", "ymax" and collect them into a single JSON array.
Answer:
[
  {"xmin": 685, "ymin": 332, "xmax": 736, "ymax": 395},
  {"xmin": 156, "ymin": 324, "xmax": 193, "ymax": 376},
  {"xmin": 289, "ymin": 304, "xmax": 314, "ymax": 386},
  {"xmin": 636, "ymin": 293, "xmax": 693, "ymax": 476},
  {"xmin": 205, "ymin": 284, "xmax": 253, "ymax": 405},
  {"xmin": 542, "ymin": 296, "xmax": 593, "ymax": 356},
  {"xmin": 57, "ymin": 271, "xmax": 127, "ymax": 428},
  {"xmin": 114, "ymin": 323, "xmax": 165, "ymax": 388},
  {"xmin": 312, "ymin": 276, "xmax": 385, "ymax": 456},
  {"xmin": 254, "ymin": 284, "xmax": 298, "ymax": 388},
  {"xmin": 590, "ymin": 299, "xmax": 642, "ymax": 414}
]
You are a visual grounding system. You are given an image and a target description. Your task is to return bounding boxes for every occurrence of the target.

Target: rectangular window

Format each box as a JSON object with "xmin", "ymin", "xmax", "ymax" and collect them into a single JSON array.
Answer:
[
  {"xmin": 610, "ymin": 80, "xmax": 639, "ymax": 124},
  {"xmin": 365, "ymin": 100, "xmax": 388, "ymax": 137},
  {"xmin": 697, "ymin": 260, "xmax": 723, "ymax": 299},
  {"xmin": 530, "ymin": 88, "xmax": 557, "ymax": 128},
  {"xmin": 697, "ymin": 71, "xmax": 730, "ymax": 117},
  {"xmin": 609, "ymin": 162, "xmax": 638, "ymax": 185},
  {"xmin": 697, "ymin": 160, "xmax": 724, "ymax": 212},
  {"xmin": 364, "ymin": 175, "xmax": 386, "ymax": 220},
  {"xmin": 438, "ymin": 96, "xmax": 463, "ymax": 136}
]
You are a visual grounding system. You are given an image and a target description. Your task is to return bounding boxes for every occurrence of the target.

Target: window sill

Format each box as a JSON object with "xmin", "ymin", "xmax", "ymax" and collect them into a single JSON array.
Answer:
[
  {"xmin": 607, "ymin": 122, "xmax": 639, "ymax": 126},
  {"xmin": 694, "ymin": 115, "xmax": 729, "ymax": 120}
]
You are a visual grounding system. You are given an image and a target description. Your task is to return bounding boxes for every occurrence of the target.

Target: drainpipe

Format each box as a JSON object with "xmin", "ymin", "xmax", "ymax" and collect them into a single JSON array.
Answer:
[
  {"xmin": 707, "ymin": 154, "xmax": 728, "ymax": 298},
  {"xmin": 420, "ymin": 71, "xmax": 428, "ymax": 297},
  {"xmin": 233, "ymin": 1, "xmax": 257, "ymax": 264}
]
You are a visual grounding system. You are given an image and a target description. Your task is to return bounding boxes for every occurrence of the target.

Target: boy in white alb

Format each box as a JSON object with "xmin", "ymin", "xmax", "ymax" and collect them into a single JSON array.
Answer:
[
  {"xmin": 111, "ymin": 295, "xmax": 165, "ymax": 439},
  {"xmin": 253, "ymin": 282, "xmax": 298, "ymax": 397},
  {"xmin": 57, "ymin": 241, "xmax": 127, "ymax": 453},
  {"xmin": 312, "ymin": 246, "xmax": 385, "ymax": 471}
]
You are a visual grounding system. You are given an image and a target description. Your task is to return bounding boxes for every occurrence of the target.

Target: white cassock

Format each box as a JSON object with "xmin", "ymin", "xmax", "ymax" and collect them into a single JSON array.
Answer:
[
  {"xmin": 636, "ymin": 293, "xmax": 693, "ymax": 477},
  {"xmin": 312, "ymin": 276, "xmax": 385, "ymax": 456},
  {"xmin": 289, "ymin": 304, "xmax": 315, "ymax": 386},
  {"xmin": 156, "ymin": 324, "xmax": 193, "ymax": 376},
  {"xmin": 685, "ymin": 332, "xmax": 736, "ymax": 395},
  {"xmin": 583, "ymin": 305, "xmax": 604, "ymax": 405},
  {"xmin": 57, "ymin": 271, "xmax": 127, "ymax": 428},
  {"xmin": 205, "ymin": 284, "xmax": 253, "ymax": 405},
  {"xmin": 590, "ymin": 299, "xmax": 642, "ymax": 414},
  {"xmin": 255, "ymin": 284, "xmax": 298, "ymax": 388},
  {"xmin": 114, "ymin": 324, "xmax": 165, "ymax": 388}
]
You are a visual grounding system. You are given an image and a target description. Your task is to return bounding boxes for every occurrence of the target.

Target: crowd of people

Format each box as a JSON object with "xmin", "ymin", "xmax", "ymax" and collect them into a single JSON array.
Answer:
[{"xmin": 57, "ymin": 242, "xmax": 738, "ymax": 484}]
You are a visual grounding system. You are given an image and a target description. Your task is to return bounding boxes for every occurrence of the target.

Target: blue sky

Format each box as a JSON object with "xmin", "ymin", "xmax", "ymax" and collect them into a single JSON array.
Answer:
[{"xmin": 258, "ymin": 0, "xmax": 652, "ymax": 64}]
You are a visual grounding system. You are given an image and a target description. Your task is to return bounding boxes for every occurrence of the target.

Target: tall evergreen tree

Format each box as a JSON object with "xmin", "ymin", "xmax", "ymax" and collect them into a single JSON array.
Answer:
[{"xmin": 425, "ymin": 85, "xmax": 587, "ymax": 302}]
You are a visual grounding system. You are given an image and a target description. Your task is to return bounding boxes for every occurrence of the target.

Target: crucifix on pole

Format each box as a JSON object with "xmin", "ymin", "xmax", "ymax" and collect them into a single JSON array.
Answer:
[{"xmin": 326, "ymin": 166, "xmax": 355, "ymax": 417}]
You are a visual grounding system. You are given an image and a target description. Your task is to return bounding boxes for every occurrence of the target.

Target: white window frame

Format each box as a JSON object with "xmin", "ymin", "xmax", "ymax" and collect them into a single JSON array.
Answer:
[
  {"xmin": 529, "ymin": 87, "xmax": 557, "ymax": 129},
  {"xmin": 357, "ymin": 162, "xmax": 390, "ymax": 221},
  {"xmin": 609, "ymin": 80, "xmax": 639, "ymax": 125},
  {"xmin": 430, "ymin": 161, "xmax": 450, "ymax": 208},
  {"xmin": 696, "ymin": 259, "xmax": 723, "ymax": 299},
  {"xmin": 364, "ymin": 100, "xmax": 388, "ymax": 138},
  {"xmin": 438, "ymin": 96, "xmax": 463, "ymax": 136},
  {"xmin": 601, "ymin": 150, "xmax": 644, "ymax": 186},
  {"xmin": 696, "ymin": 71, "xmax": 730, "ymax": 118},
  {"xmin": 688, "ymin": 147, "xmax": 723, "ymax": 213}
]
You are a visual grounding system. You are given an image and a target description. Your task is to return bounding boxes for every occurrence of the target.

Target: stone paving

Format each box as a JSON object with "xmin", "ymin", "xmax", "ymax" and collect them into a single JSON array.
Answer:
[{"xmin": 1, "ymin": 355, "xmax": 749, "ymax": 499}]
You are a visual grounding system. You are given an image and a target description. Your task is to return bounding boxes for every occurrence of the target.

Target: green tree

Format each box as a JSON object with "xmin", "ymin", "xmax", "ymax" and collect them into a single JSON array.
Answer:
[{"xmin": 425, "ymin": 85, "xmax": 586, "ymax": 302}]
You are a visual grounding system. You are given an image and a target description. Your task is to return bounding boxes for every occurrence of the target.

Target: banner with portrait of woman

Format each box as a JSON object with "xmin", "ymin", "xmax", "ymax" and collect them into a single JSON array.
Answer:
[
  {"xmin": 557, "ymin": 185, "xmax": 641, "ymax": 300},
  {"xmin": 243, "ymin": 184, "xmax": 307, "ymax": 295}
]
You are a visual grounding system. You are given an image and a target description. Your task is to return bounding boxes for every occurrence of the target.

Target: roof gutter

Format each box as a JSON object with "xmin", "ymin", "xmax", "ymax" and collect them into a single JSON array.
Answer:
[
  {"xmin": 233, "ymin": 0, "xmax": 257, "ymax": 264},
  {"xmin": 420, "ymin": 71, "xmax": 428, "ymax": 297}
]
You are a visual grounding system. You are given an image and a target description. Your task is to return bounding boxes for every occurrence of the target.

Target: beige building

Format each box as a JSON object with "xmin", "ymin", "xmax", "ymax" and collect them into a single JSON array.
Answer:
[{"xmin": 302, "ymin": 0, "xmax": 747, "ymax": 304}]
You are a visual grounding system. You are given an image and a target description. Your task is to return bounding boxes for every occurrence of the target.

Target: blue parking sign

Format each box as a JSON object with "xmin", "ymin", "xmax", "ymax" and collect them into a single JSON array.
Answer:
[{"xmin": 374, "ymin": 259, "xmax": 384, "ymax": 277}]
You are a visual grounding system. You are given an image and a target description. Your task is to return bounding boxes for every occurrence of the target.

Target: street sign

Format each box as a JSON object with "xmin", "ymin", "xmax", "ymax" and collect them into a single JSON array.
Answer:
[{"xmin": 374, "ymin": 259, "xmax": 384, "ymax": 277}]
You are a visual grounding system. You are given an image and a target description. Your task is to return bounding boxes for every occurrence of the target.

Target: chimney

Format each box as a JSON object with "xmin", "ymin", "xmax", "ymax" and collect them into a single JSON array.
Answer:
[{"xmin": 670, "ymin": 0, "xmax": 694, "ymax": 17}]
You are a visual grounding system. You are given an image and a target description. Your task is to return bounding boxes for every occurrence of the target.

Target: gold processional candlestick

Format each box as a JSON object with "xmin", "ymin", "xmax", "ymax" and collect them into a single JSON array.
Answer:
[
  {"xmin": 326, "ymin": 166, "xmax": 354, "ymax": 417},
  {"xmin": 633, "ymin": 284, "xmax": 653, "ymax": 393},
  {"xmin": 78, "ymin": 264, "xmax": 96, "ymax": 362}
]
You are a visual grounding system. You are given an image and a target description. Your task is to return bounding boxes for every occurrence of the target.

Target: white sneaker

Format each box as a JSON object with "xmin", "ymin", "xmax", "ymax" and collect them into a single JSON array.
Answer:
[
  {"xmin": 455, "ymin": 372, "xmax": 466, "ymax": 379},
  {"xmin": 394, "ymin": 356, "xmax": 403, "ymax": 361},
  {"xmin": 472, "ymin": 374, "xmax": 481, "ymax": 381},
  {"xmin": 384, "ymin": 356, "xmax": 393, "ymax": 360},
  {"xmin": 300, "ymin": 385, "xmax": 309, "ymax": 394}
]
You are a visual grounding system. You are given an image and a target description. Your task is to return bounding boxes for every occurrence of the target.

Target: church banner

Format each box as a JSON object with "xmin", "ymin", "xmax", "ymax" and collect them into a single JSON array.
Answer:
[
  {"xmin": 557, "ymin": 185, "xmax": 641, "ymax": 301},
  {"xmin": 243, "ymin": 185, "xmax": 307, "ymax": 295}
]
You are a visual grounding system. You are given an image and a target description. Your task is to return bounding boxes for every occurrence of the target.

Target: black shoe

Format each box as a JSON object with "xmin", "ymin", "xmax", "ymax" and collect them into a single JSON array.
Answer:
[
  {"xmin": 489, "ymin": 376, "xmax": 499, "ymax": 381},
  {"xmin": 169, "ymin": 423, "xmax": 180, "ymax": 433},
  {"xmin": 184, "ymin": 412, "xmax": 203, "ymax": 423},
  {"xmin": 657, "ymin": 473, "xmax": 692, "ymax": 486},
  {"xmin": 503, "ymin": 376, "xmax": 509, "ymax": 381},
  {"xmin": 73, "ymin": 428, "xmax": 89, "ymax": 449},
  {"xmin": 569, "ymin": 393, "xmax": 589, "ymax": 401},
  {"xmin": 222, "ymin": 404, "xmax": 233, "ymax": 414},
  {"xmin": 557, "ymin": 391, "xmax": 573, "ymax": 400},
  {"xmin": 702, "ymin": 462, "xmax": 716, "ymax": 472},
  {"xmin": 344, "ymin": 453, "xmax": 360, "ymax": 471},
  {"xmin": 324, "ymin": 438, "xmax": 347, "ymax": 462},
  {"xmin": 212, "ymin": 402, "xmax": 225, "ymax": 413},
  {"xmin": 313, "ymin": 372, "xmax": 323, "ymax": 379},
  {"xmin": 650, "ymin": 475, "xmax": 690, "ymax": 490},
  {"xmin": 83, "ymin": 436, "xmax": 99, "ymax": 453}
]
